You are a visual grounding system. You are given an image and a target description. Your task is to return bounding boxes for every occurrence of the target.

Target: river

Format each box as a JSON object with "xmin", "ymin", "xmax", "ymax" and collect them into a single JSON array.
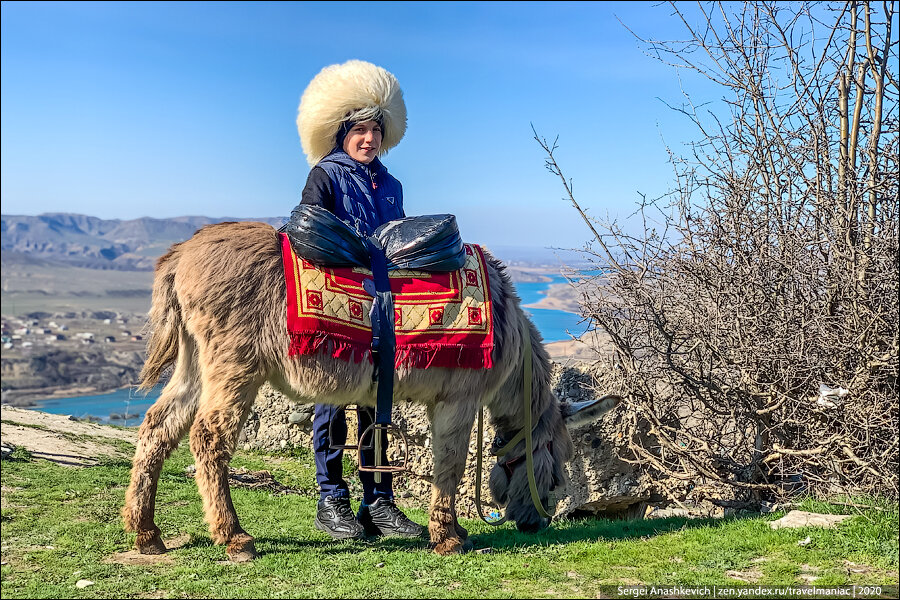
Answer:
[{"xmin": 26, "ymin": 277, "xmax": 585, "ymax": 424}]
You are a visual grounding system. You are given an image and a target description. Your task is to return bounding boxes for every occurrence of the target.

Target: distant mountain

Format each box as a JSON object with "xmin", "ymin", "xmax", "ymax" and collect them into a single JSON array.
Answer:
[{"xmin": 1, "ymin": 213, "xmax": 286, "ymax": 270}]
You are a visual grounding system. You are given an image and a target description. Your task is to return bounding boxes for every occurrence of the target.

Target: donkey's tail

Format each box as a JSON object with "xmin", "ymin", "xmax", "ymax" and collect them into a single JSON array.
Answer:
[{"xmin": 138, "ymin": 247, "xmax": 183, "ymax": 391}]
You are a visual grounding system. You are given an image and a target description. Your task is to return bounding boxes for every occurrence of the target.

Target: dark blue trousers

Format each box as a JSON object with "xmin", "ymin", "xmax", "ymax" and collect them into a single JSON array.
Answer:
[{"xmin": 313, "ymin": 403, "xmax": 392, "ymax": 504}]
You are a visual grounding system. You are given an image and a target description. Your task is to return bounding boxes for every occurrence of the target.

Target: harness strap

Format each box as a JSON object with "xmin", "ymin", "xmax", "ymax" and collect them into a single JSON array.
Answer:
[
  {"xmin": 364, "ymin": 238, "xmax": 396, "ymax": 483},
  {"xmin": 474, "ymin": 322, "xmax": 555, "ymax": 526},
  {"xmin": 365, "ymin": 237, "xmax": 395, "ymax": 426},
  {"xmin": 520, "ymin": 324, "xmax": 553, "ymax": 519}
]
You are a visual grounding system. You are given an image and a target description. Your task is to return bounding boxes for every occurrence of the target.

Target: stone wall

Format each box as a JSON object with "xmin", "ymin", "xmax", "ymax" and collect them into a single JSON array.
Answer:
[{"xmin": 239, "ymin": 364, "xmax": 657, "ymax": 519}]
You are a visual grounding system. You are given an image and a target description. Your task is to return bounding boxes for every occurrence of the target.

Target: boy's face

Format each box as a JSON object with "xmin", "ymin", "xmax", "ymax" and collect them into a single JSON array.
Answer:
[{"xmin": 342, "ymin": 120, "xmax": 382, "ymax": 164}]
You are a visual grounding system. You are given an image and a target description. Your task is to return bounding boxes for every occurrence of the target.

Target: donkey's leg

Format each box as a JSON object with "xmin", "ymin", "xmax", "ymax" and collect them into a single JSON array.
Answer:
[
  {"xmin": 123, "ymin": 335, "xmax": 201, "ymax": 554},
  {"xmin": 189, "ymin": 372, "xmax": 261, "ymax": 562},
  {"xmin": 427, "ymin": 395, "xmax": 478, "ymax": 555}
]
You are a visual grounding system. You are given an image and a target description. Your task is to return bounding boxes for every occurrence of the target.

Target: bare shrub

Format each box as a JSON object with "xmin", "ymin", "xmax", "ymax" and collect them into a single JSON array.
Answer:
[{"xmin": 539, "ymin": 1, "xmax": 898, "ymax": 501}]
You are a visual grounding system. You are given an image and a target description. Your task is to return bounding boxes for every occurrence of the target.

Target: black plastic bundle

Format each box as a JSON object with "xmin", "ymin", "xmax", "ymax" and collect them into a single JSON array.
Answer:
[
  {"xmin": 282, "ymin": 205, "xmax": 466, "ymax": 272},
  {"xmin": 281, "ymin": 204, "xmax": 370, "ymax": 267}
]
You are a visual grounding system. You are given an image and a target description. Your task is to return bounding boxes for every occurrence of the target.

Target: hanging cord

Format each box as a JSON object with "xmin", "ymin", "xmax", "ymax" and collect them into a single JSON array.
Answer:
[{"xmin": 475, "ymin": 322, "xmax": 554, "ymax": 525}]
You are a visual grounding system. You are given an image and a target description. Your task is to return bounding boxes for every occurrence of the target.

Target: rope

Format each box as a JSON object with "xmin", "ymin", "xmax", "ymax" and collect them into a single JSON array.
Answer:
[{"xmin": 474, "ymin": 321, "xmax": 554, "ymax": 525}]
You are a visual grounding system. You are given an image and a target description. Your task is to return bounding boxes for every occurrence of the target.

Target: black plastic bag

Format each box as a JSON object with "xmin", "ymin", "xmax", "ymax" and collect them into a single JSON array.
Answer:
[
  {"xmin": 375, "ymin": 214, "xmax": 466, "ymax": 271},
  {"xmin": 282, "ymin": 205, "xmax": 369, "ymax": 267},
  {"xmin": 283, "ymin": 205, "xmax": 466, "ymax": 272}
]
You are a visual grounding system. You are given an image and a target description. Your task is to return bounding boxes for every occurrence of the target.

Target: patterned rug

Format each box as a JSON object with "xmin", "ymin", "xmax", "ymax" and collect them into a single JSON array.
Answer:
[{"xmin": 280, "ymin": 233, "xmax": 493, "ymax": 369}]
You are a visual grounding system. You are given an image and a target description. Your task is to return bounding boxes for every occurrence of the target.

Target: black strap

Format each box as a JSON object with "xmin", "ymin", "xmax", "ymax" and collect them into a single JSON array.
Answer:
[{"xmin": 365, "ymin": 237, "xmax": 396, "ymax": 425}]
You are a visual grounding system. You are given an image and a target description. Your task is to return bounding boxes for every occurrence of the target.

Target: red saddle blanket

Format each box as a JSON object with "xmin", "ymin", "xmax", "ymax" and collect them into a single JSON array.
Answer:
[{"xmin": 280, "ymin": 233, "xmax": 493, "ymax": 369}]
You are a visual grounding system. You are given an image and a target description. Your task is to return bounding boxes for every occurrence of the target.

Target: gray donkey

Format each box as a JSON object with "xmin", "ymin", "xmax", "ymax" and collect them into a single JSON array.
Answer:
[{"xmin": 122, "ymin": 221, "xmax": 615, "ymax": 561}]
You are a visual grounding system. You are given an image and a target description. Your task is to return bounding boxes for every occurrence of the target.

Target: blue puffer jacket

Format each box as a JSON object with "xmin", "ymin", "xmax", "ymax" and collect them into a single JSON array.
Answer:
[{"xmin": 315, "ymin": 149, "xmax": 404, "ymax": 236}]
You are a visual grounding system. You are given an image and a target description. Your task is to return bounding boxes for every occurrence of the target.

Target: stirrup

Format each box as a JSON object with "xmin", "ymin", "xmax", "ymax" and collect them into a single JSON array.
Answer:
[
  {"xmin": 327, "ymin": 406, "xmax": 373, "ymax": 451},
  {"xmin": 357, "ymin": 423, "xmax": 408, "ymax": 473}
]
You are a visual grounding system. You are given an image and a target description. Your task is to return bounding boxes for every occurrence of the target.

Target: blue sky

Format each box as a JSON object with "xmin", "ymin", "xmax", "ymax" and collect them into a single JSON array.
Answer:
[{"xmin": 1, "ymin": 1, "xmax": 716, "ymax": 249}]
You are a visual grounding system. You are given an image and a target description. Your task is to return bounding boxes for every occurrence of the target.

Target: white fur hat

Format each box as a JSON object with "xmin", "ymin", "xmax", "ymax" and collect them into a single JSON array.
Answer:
[{"xmin": 297, "ymin": 60, "xmax": 407, "ymax": 166}]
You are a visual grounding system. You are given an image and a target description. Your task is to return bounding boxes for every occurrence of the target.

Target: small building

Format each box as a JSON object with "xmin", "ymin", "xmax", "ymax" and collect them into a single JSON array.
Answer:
[
  {"xmin": 58, "ymin": 324, "xmax": 69, "ymax": 331},
  {"xmin": 131, "ymin": 335, "xmax": 143, "ymax": 341},
  {"xmin": 81, "ymin": 338, "xmax": 95, "ymax": 345},
  {"xmin": 104, "ymin": 336, "xmax": 116, "ymax": 343}
]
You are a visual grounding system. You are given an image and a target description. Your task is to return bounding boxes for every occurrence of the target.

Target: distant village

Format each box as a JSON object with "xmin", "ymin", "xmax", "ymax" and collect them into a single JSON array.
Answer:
[{"xmin": 1, "ymin": 311, "xmax": 147, "ymax": 355}]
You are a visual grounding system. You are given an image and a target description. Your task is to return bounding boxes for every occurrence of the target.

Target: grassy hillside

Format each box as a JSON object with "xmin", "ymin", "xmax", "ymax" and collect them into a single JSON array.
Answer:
[{"xmin": 1, "ymin": 435, "xmax": 897, "ymax": 598}]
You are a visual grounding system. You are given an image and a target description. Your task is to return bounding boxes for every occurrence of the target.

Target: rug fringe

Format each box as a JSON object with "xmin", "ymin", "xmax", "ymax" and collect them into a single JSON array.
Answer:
[{"xmin": 290, "ymin": 333, "xmax": 491, "ymax": 369}]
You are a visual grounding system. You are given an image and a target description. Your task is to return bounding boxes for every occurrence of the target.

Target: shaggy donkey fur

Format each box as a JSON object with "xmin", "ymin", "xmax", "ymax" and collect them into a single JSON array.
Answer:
[{"xmin": 122, "ymin": 221, "xmax": 581, "ymax": 560}]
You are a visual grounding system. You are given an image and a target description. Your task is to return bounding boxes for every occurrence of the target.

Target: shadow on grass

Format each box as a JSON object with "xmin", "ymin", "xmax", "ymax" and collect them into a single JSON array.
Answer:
[
  {"xmin": 471, "ymin": 514, "xmax": 755, "ymax": 551},
  {"xmin": 262, "ymin": 535, "xmax": 431, "ymax": 557},
  {"xmin": 170, "ymin": 534, "xmax": 431, "ymax": 558}
]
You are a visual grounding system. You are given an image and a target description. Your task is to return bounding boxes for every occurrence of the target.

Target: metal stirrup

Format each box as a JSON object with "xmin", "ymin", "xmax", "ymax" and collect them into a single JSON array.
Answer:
[{"xmin": 357, "ymin": 422, "xmax": 408, "ymax": 473}]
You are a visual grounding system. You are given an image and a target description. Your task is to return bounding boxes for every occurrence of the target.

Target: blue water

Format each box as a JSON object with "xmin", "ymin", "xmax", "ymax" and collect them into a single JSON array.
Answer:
[
  {"xmin": 516, "ymin": 275, "xmax": 590, "ymax": 343},
  {"xmin": 25, "ymin": 278, "xmax": 584, "ymax": 423},
  {"xmin": 30, "ymin": 386, "xmax": 160, "ymax": 427}
]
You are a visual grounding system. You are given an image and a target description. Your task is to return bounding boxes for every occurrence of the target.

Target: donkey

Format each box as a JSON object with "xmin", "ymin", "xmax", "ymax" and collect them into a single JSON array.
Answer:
[{"xmin": 122, "ymin": 221, "xmax": 613, "ymax": 561}]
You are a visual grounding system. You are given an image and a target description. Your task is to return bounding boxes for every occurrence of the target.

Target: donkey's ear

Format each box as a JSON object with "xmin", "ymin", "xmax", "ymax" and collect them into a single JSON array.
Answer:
[{"xmin": 561, "ymin": 395, "xmax": 621, "ymax": 429}]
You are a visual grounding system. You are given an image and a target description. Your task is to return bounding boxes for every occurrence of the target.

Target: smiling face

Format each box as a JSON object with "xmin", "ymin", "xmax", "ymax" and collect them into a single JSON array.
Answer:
[{"xmin": 342, "ymin": 120, "xmax": 383, "ymax": 164}]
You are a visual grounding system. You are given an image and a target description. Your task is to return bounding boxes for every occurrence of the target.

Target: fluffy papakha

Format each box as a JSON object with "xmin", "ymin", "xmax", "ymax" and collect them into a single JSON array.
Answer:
[{"xmin": 297, "ymin": 60, "xmax": 407, "ymax": 166}]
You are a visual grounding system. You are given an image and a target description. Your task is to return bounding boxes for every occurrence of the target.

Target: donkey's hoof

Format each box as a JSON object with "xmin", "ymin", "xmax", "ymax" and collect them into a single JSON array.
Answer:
[
  {"xmin": 135, "ymin": 531, "xmax": 167, "ymax": 555},
  {"xmin": 433, "ymin": 537, "xmax": 465, "ymax": 556},
  {"xmin": 226, "ymin": 537, "xmax": 257, "ymax": 563}
]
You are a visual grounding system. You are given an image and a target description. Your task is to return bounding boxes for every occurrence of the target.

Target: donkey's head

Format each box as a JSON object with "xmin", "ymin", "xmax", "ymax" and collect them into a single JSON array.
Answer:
[
  {"xmin": 485, "ymin": 318, "xmax": 620, "ymax": 533},
  {"xmin": 480, "ymin": 250, "xmax": 620, "ymax": 532}
]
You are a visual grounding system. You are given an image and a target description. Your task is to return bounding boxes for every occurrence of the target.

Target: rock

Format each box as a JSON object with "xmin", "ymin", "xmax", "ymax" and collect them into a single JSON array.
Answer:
[
  {"xmin": 1, "ymin": 442, "xmax": 15, "ymax": 459},
  {"xmin": 75, "ymin": 580, "xmax": 95, "ymax": 589},
  {"xmin": 768, "ymin": 510, "xmax": 852, "ymax": 530}
]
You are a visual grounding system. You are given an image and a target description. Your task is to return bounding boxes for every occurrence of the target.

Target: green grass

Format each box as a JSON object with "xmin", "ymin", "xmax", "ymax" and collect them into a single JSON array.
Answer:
[{"xmin": 1, "ymin": 442, "xmax": 897, "ymax": 598}]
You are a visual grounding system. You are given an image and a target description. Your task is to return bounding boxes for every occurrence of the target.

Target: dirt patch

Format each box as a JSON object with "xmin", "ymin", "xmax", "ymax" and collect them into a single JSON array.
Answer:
[
  {"xmin": 798, "ymin": 564, "xmax": 822, "ymax": 584},
  {"xmin": 1, "ymin": 406, "xmax": 136, "ymax": 467},
  {"xmin": 843, "ymin": 560, "xmax": 877, "ymax": 575},
  {"xmin": 768, "ymin": 510, "xmax": 852, "ymax": 529},
  {"xmin": 104, "ymin": 535, "xmax": 191, "ymax": 566},
  {"xmin": 726, "ymin": 567, "xmax": 763, "ymax": 583},
  {"xmin": 183, "ymin": 465, "xmax": 302, "ymax": 495}
]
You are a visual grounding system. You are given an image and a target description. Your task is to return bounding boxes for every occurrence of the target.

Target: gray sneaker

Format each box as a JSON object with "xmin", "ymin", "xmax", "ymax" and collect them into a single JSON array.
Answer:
[
  {"xmin": 315, "ymin": 496, "xmax": 365, "ymax": 540},
  {"xmin": 357, "ymin": 497, "xmax": 424, "ymax": 538}
]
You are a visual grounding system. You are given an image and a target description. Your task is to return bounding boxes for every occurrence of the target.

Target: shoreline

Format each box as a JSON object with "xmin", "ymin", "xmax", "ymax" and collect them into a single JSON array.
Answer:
[
  {"xmin": 1, "ymin": 383, "xmax": 140, "ymax": 408},
  {"xmin": 522, "ymin": 281, "xmax": 582, "ymax": 313}
]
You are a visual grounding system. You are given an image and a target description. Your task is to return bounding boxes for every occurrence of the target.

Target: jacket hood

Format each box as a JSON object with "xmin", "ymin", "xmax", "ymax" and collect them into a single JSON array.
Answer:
[{"xmin": 297, "ymin": 60, "xmax": 407, "ymax": 167}]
